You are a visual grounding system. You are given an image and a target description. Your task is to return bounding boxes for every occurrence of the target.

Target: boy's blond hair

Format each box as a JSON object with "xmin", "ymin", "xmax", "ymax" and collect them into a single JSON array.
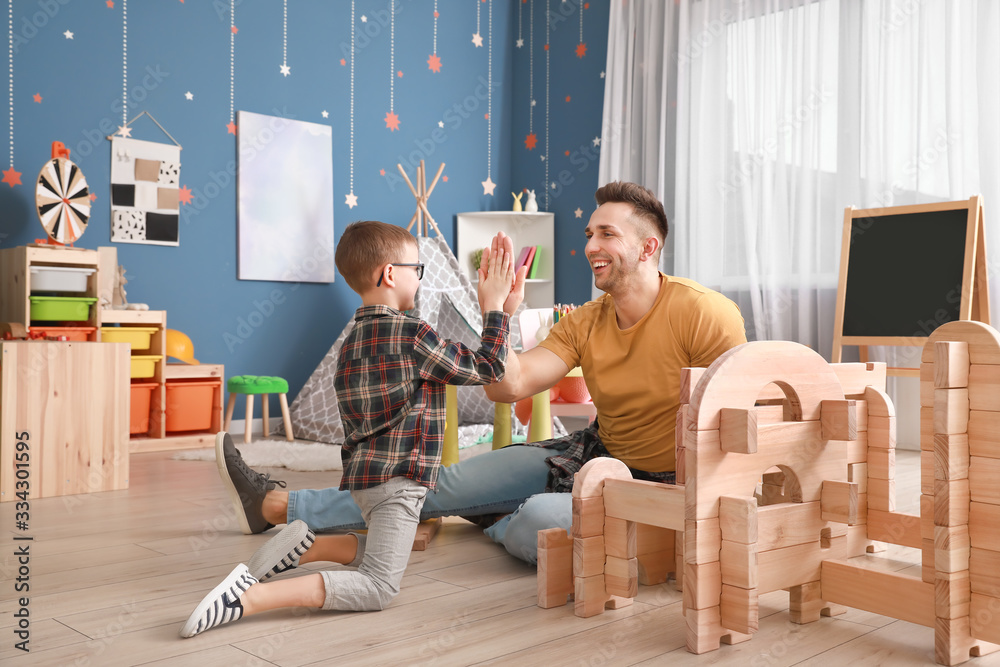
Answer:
[{"xmin": 336, "ymin": 220, "xmax": 417, "ymax": 293}]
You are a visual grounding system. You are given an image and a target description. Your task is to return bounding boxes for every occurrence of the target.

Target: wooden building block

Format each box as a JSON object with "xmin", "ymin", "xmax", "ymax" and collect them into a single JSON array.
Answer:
[
  {"xmin": 789, "ymin": 580, "xmax": 824, "ymax": 624},
  {"xmin": 970, "ymin": 547, "xmax": 1000, "ymax": 596},
  {"xmin": 970, "ymin": 502, "xmax": 1000, "ymax": 551},
  {"xmin": 758, "ymin": 541, "xmax": 825, "ymax": 593},
  {"xmin": 720, "ymin": 584, "xmax": 759, "ymax": 634},
  {"xmin": 685, "ymin": 606, "xmax": 723, "ymax": 654},
  {"xmin": 756, "ymin": 502, "xmax": 825, "ymax": 551},
  {"xmin": 679, "ymin": 367, "xmax": 706, "ymax": 404},
  {"xmin": 935, "ymin": 341, "xmax": 971, "ymax": 389},
  {"xmin": 936, "ymin": 616, "xmax": 977, "ymax": 666},
  {"xmin": 969, "ymin": 456, "xmax": 1000, "ymax": 505},
  {"xmin": 604, "ymin": 517, "xmax": 636, "ymax": 559},
  {"xmin": 846, "ymin": 524, "xmax": 870, "ymax": 557},
  {"xmin": 848, "ymin": 462, "xmax": 868, "ymax": 494},
  {"xmin": 674, "ymin": 530, "xmax": 685, "ymax": 591},
  {"xmin": 969, "ymin": 410, "xmax": 1000, "ymax": 458},
  {"xmin": 719, "ymin": 496, "xmax": 757, "ymax": 544},
  {"xmin": 921, "ymin": 406, "xmax": 936, "ymax": 452},
  {"xmin": 720, "ymin": 540, "xmax": 757, "ymax": 589},
  {"xmin": 675, "ymin": 405, "xmax": 688, "ymax": 483},
  {"xmin": 936, "ymin": 434, "xmax": 971, "ymax": 482},
  {"xmin": 866, "ymin": 510, "xmax": 922, "ymax": 549},
  {"xmin": 968, "ymin": 363, "xmax": 1000, "ymax": 411},
  {"xmin": 821, "ymin": 559, "xmax": 935, "ymax": 627},
  {"xmin": 863, "ymin": 384, "xmax": 894, "ymax": 417},
  {"xmin": 571, "ymin": 496, "xmax": 605, "ymax": 538},
  {"xmin": 603, "ymin": 478, "xmax": 685, "ymax": 531},
  {"xmin": 537, "ymin": 528, "xmax": 574, "ymax": 608},
  {"xmin": 573, "ymin": 535, "xmax": 606, "ymax": 577},
  {"xmin": 846, "ymin": 433, "xmax": 869, "ymax": 464},
  {"xmin": 924, "ymin": 538, "xmax": 937, "ymax": 584},
  {"xmin": 934, "ymin": 478, "xmax": 971, "ymax": 527},
  {"xmin": 605, "ymin": 556, "xmax": 638, "ymax": 598},
  {"xmin": 683, "ymin": 560, "xmax": 722, "ymax": 610},
  {"xmin": 720, "ymin": 407, "xmax": 757, "ymax": 453},
  {"xmin": 572, "ymin": 457, "xmax": 631, "ymax": 499},
  {"xmin": 684, "ymin": 518, "xmax": 722, "ymax": 564},
  {"xmin": 936, "ymin": 570, "xmax": 972, "ymax": 620},
  {"xmin": 411, "ymin": 518, "xmax": 442, "ymax": 551},
  {"xmin": 867, "ymin": 478, "xmax": 896, "ymax": 512},
  {"xmin": 922, "ymin": 493, "xmax": 936, "ymax": 541},
  {"xmin": 574, "ymin": 575, "xmax": 609, "ymax": 618},
  {"xmin": 637, "ymin": 550, "xmax": 674, "ymax": 587},
  {"xmin": 923, "ymin": 451, "xmax": 936, "ymax": 495},
  {"xmin": 970, "ymin": 594, "xmax": 1000, "ymax": 645},
  {"xmin": 921, "ymin": 365, "xmax": 935, "ymax": 408},
  {"xmin": 868, "ymin": 447, "xmax": 895, "ymax": 481},
  {"xmin": 636, "ymin": 523, "xmax": 675, "ymax": 554},
  {"xmin": 868, "ymin": 415, "xmax": 896, "ymax": 449},
  {"xmin": 605, "ymin": 595, "xmax": 634, "ymax": 610},
  {"xmin": 934, "ymin": 388, "xmax": 970, "ymax": 435},
  {"xmin": 821, "ymin": 399, "xmax": 858, "ymax": 441},
  {"xmin": 821, "ymin": 480, "xmax": 859, "ymax": 525},
  {"xmin": 935, "ymin": 525, "xmax": 971, "ymax": 574}
]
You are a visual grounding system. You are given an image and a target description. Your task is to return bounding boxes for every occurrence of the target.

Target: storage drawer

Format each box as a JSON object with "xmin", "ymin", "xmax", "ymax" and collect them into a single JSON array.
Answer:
[{"xmin": 30, "ymin": 265, "xmax": 96, "ymax": 293}]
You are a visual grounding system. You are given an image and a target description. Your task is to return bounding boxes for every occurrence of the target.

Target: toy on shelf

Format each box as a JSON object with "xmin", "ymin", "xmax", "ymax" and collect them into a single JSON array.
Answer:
[
  {"xmin": 512, "ymin": 191, "xmax": 523, "ymax": 211},
  {"xmin": 166, "ymin": 329, "xmax": 200, "ymax": 365},
  {"xmin": 110, "ymin": 264, "xmax": 149, "ymax": 311},
  {"xmin": 34, "ymin": 141, "xmax": 90, "ymax": 247},
  {"xmin": 524, "ymin": 189, "xmax": 538, "ymax": 212},
  {"xmin": 537, "ymin": 327, "xmax": 1000, "ymax": 666}
]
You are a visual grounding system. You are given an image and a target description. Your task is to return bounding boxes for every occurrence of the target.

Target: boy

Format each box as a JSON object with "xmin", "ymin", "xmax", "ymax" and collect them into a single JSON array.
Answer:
[{"xmin": 181, "ymin": 220, "xmax": 521, "ymax": 637}]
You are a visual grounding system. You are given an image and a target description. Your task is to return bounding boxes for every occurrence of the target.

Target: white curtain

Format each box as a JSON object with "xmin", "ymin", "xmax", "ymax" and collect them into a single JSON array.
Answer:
[{"xmin": 599, "ymin": 0, "xmax": 1000, "ymax": 360}]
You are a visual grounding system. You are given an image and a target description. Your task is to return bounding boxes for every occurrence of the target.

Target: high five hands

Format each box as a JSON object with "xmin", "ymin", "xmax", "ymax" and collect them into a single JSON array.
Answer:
[{"xmin": 477, "ymin": 231, "xmax": 527, "ymax": 315}]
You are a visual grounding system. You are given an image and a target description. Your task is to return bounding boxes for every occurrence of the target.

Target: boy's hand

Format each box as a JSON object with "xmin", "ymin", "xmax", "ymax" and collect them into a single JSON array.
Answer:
[
  {"xmin": 478, "ymin": 231, "xmax": 525, "ymax": 315},
  {"xmin": 477, "ymin": 234, "xmax": 515, "ymax": 314}
]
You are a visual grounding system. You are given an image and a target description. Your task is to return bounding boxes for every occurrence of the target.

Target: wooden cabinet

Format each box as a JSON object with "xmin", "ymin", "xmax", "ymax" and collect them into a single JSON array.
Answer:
[
  {"xmin": 456, "ymin": 211, "xmax": 555, "ymax": 308},
  {"xmin": 0, "ymin": 341, "xmax": 130, "ymax": 501}
]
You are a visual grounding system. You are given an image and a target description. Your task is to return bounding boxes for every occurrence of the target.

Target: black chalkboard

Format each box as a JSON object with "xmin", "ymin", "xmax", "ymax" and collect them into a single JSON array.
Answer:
[{"xmin": 842, "ymin": 208, "xmax": 968, "ymax": 337}]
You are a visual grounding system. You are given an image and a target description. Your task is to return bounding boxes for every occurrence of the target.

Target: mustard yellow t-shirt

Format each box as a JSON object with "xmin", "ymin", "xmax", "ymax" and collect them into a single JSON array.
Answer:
[{"xmin": 538, "ymin": 273, "xmax": 747, "ymax": 472}]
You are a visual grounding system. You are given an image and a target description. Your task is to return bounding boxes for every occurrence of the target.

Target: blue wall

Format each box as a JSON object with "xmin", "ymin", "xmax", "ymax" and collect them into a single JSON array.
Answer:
[{"xmin": 0, "ymin": 0, "xmax": 607, "ymax": 413}]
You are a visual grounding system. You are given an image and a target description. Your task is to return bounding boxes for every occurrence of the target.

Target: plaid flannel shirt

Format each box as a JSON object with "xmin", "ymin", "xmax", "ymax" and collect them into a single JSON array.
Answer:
[{"xmin": 335, "ymin": 304, "xmax": 510, "ymax": 491}]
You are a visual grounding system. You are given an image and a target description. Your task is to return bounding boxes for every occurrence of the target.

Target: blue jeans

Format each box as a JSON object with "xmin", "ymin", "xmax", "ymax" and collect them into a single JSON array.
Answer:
[{"xmin": 288, "ymin": 444, "xmax": 571, "ymax": 564}]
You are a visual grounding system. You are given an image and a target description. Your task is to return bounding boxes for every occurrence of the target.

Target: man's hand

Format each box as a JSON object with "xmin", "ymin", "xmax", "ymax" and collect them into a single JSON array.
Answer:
[{"xmin": 479, "ymin": 231, "xmax": 526, "ymax": 315}]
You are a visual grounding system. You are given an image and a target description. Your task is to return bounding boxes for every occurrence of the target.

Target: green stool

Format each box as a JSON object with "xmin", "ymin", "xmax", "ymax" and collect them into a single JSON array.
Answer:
[{"xmin": 224, "ymin": 375, "xmax": 294, "ymax": 444}]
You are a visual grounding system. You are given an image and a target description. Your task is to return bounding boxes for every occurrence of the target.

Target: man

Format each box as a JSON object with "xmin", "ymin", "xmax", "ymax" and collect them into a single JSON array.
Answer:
[{"xmin": 217, "ymin": 181, "xmax": 747, "ymax": 563}]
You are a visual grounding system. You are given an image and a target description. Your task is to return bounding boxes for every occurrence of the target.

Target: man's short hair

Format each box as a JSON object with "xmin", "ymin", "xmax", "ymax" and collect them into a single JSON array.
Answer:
[
  {"xmin": 594, "ymin": 181, "xmax": 669, "ymax": 244},
  {"xmin": 335, "ymin": 220, "xmax": 417, "ymax": 292}
]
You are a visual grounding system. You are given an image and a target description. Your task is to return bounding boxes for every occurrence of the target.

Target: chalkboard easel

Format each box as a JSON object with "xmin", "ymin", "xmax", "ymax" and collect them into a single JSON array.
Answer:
[{"xmin": 831, "ymin": 196, "xmax": 989, "ymax": 377}]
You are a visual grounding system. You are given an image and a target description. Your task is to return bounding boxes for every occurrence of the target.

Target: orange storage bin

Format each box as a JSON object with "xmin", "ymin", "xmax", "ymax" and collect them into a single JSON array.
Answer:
[
  {"xmin": 130, "ymin": 382, "xmax": 157, "ymax": 435},
  {"xmin": 29, "ymin": 326, "xmax": 96, "ymax": 341},
  {"xmin": 165, "ymin": 379, "xmax": 218, "ymax": 432}
]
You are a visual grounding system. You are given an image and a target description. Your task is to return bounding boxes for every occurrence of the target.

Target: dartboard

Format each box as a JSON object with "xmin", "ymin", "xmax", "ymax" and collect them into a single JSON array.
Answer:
[{"xmin": 35, "ymin": 157, "xmax": 91, "ymax": 245}]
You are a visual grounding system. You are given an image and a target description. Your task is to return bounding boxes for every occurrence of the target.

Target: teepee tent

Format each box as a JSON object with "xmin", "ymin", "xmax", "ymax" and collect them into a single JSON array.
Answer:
[{"xmin": 283, "ymin": 230, "xmax": 560, "ymax": 448}]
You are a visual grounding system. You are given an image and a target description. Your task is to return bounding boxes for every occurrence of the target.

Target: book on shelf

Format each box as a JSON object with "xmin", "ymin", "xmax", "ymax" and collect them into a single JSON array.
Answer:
[
  {"xmin": 514, "ymin": 245, "xmax": 532, "ymax": 273},
  {"xmin": 528, "ymin": 246, "xmax": 541, "ymax": 279},
  {"xmin": 519, "ymin": 245, "xmax": 537, "ymax": 275}
]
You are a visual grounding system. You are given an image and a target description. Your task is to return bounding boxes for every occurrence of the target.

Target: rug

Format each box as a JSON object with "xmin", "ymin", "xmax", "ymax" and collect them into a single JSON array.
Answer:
[{"xmin": 172, "ymin": 439, "xmax": 344, "ymax": 472}]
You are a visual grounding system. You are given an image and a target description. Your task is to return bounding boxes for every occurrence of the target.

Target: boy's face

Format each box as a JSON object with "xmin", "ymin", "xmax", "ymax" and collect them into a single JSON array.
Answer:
[{"xmin": 394, "ymin": 242, "xmax": 421, "ymax": 311}]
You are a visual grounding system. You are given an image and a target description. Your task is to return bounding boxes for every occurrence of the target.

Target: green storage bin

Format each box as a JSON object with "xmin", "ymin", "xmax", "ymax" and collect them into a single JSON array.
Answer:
[{"xmin": 29, "ymin": 296, "xmax": 97, "ymax": 322}]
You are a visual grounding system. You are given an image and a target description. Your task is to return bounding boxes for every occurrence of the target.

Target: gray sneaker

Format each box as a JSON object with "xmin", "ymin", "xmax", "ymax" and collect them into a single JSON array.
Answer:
[
  {"xmin": 248, "ymin": 519, "xmax": 316, "ymax": 581},
  {"xmin": 215, "ymin": 432, "xmax": 286, "ymax": 535}
]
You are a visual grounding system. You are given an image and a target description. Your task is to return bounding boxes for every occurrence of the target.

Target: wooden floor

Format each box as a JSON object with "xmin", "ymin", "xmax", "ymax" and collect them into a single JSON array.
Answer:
[{"xmin": 3, "ymin": 449, "xmax": 1000, "ymax": 666}]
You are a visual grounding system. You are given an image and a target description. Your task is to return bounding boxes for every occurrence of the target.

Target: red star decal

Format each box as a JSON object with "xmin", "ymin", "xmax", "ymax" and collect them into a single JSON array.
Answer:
[
  {"xmin": 525, "ymin": 133, "xmax": 538, "ymax": 150},
  {"xmin": 564, "ymin": 150, "xmax": 570, "ymax": 156},
  {"xmin": 427, "ymin": 53, "xmax": 442, "ymax": 73},
  {"xmin": 226, "ymin": 121, "xmax": 237, "ymax": 134},
  {"xmin": 379, "ymin": 168, "xmax": 386, "ymax": 176},
  {"xmin": 106, "ymin": 0, "xmax": 114, "ymax": 6},
  {"xmin": 565, "ymin": 96, "xmax": 571, "ymax": 102},
  {"xmin": 484, "ymin": 113, "xmax": 489, "ymax": 120},
  {"xmin": 33, "ymin": 93, "xmax": 42, "ymax": 103},
  {"xmin": 397, "ymin": 70, "xmax": 403, "ymax": 78},
  {"xmin": 89, "ymin": 193, "xmax": 97, "ymax": 201},
  {"xmin": 2, "ymin": 167, "xmax": 22, "ymax": 187},
  {"xmin": 340, "ymin": 58, "xmax": 346, "ymax": 66},
  {"xmin": 570, "ymin": 249, "xmax": 577, "ymax": 256},
  {"xmin": 576, "ymin": 43, "xmax": 587, "ymax": 59},
  {"xmin": 385, "ymin": 111, "xmax": 400, "ymax": 131},
  {"xmin": 584, "ymin": 2, "xmax": 590, "ymax": 8},
  {"xmin": 231, "ymin": 26, "xmax": 238, "ymax": 34},
  {"xmin": 178, "ymin": 185, "xmax": 193, "ymax": 205},
  {"xmin": 434, "ymin": 10, "xmax": 440, "ymax": 17},
  {"xmin": 443, "ymin": 175, "xmax": 448, "ymax": 182},
  {"xmin": 544, "ymin": 44, "xmax": 550, "ymax": 51}
]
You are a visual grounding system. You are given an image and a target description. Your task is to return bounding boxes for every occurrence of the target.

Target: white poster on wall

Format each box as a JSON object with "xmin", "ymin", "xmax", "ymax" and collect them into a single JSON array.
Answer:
[
  {"xmin": 237, "ymin": 110, "xmax": 335, "ymax": 283},
  {"xmin": 110, "ymin": 136, "xmax": 181, "ymax": 246}
]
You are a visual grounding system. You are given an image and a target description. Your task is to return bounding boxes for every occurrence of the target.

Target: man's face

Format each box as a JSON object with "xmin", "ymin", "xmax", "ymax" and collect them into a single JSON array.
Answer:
[{"xmin": 584, "ymin": 202, "xmax": 645, "ymax": 293}]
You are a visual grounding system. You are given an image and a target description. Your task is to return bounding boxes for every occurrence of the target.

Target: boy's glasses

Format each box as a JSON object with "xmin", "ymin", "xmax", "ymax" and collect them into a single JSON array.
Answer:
[{"xmin": 377, "ymin": 262, "xmax": 425, "ymax": 286}]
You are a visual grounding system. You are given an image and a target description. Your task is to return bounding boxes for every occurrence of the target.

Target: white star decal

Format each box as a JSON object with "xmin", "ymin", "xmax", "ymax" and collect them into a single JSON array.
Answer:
[
  {"xmin": 117, "ymin": 125, "xmax": 132, "ymax": 138},
  {"xmin": 481, "ymin": 176, "xmax": 496, "ymax": 195},
  {"xmin": 64, "ymin": 30, "xmax": 74, "ymax": 39},
  {"xmin": 516, "ymin": 38, "xmax": 524, "ymax": 48},
  {"xmin": 600, "ymin": 71, "xmax": 606, "ymax": 78},
  {"xmin": 574, "ymin": 208, "xmax": 583, "ymax": 218},
  {"xmin": 551, "ymin": 182, "xmax": 557, "ymax": 189},
  {"xmin": 361, "ymin": 15, "xmax": 367, "ymax": 22},
  {"xmin": 345, "ymin": 192, "xmax": 358, "ymax": 208},
  {"xmin": 592, "ymin": 136, "xmax": 601, "ymax": 147},
  {"xmin": 438, "ymin": 121, "xmax": 444, "ymax": 128},
  {"xmin": 280, "ymin": 64, "xmax": 291, "ymax": 76},
  {"xmin": 322, "ymin": 110, "xmax": 329, "ymax": 118},
  {"xmin": 540, "ymin": 155, "xmax": 546, "ymax": 161},
  {"xmin": 531, "ymin": 99, "xmax": 536, "ymax": 107},
  {"xmin": 184, "ymin": 91, "xmax": 193, "ymax": 100},
  {"xmin": 472, "ymin": 32, "xmax": 483, "ymax": 47}
]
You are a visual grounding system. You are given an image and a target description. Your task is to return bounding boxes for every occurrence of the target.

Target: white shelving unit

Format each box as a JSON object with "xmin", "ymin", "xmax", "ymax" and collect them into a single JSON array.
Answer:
[{"xmin": 455, "ymin": 211, "xmax": 555, "ymax": 309}]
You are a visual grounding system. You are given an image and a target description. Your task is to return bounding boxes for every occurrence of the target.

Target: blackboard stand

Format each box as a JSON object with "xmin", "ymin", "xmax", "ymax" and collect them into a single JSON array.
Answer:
[{"xmin": 832, "ymin": 196, "xmax": 989, "ymax": 377}]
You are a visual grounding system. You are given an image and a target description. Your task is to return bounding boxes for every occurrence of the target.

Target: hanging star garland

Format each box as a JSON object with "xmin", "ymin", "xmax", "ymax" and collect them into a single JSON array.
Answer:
[
  {"xmin": 576, "ymin": 0, "xmax": 586, "ymax": 58},
  {"xmin": 346, "ymin": 0, "xmax": 358, "ymax": 207},
  {"xmin": 481, "ymin": 0, "xmax": 494, "ymax": 195},
  {"xmin": 428, "ymin": 1, "xmax": 442, "ymax": 72},
  {"xmin": 228, "ymin": 0, "xmax": 236, "ymax": 133},
  {"xmin": 525, "ymin": 0, "xmax": 535, "ymax": 152},
  {"xmin": 516, "ymin": 0, "xmax": 524, "ymax": 47},
  {"xmin": 115, "ymin": 0, "xmax": 131, "ymax": 137},
  {"xmin": 472, "ymin": 0, "xmax": 482, "ymax": 47},
  {"xmin": 384, "ymin": 1, "xmax": 399, "ymax": 131},
  {"xmin": 279, "ymin": 0, "xmax": 290, "ymax": 76},
  {"xmin": 5, "ymin": 0, "xmax": 18, "ymax": 185},
  {"xmin": 544, "ymin": 0, "xmax": 550, "ymax": 208}
]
